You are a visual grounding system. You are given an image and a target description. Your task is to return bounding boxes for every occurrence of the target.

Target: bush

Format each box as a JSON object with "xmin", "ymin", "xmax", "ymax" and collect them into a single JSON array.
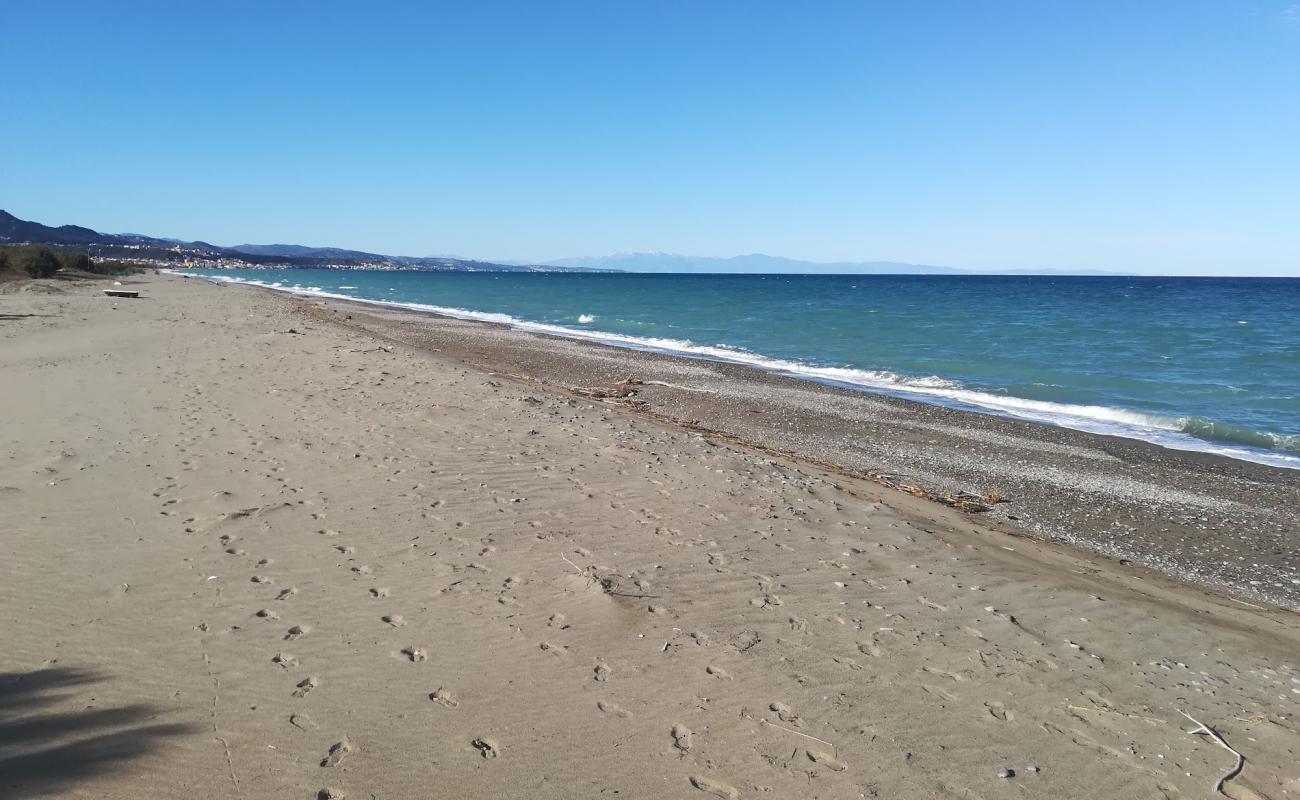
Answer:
[
  {"xmin": 58, "ymin": 252, "xmax": 93, "ymax": 273},
  {"xmin": 0, "ymin": 249, "xmax": 9, "ymax": 273},
  {"xmin": 89, "ymin": 259, "xmax": 137, "ymax": 275},
  {"xmin": 13, "ymin": 246, "xmax": 61, "ymax": 278}
]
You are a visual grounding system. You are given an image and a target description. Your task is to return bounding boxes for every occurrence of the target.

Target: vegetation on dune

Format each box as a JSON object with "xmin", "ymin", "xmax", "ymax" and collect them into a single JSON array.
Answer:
[{"xmin": 0, "ymin": 245, "xmax": 140, "ymax": 279}]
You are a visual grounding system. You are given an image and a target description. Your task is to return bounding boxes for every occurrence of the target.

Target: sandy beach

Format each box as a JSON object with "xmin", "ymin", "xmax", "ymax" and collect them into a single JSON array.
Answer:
[{"xmin": 2, "ymin": 272, "xmax": 1297, "ymax": 799}]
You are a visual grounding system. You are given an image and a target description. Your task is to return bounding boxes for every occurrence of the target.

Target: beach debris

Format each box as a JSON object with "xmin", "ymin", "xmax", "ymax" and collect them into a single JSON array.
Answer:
[
  {"xmin": 559, "ymin": 553, "xmax": 661, "ymax": 599},
  {"xmin": 1178, "ymin": 708, "xmax": 1245, "ymax": 797},
  {"xmin": 571, "ymin": 377, "xmax": 642, "ymax": 400},
  {"xmin": 472, "ymin": 737, "xmax": 500, "ymax": 758},
  {"xmin": 317, "ymin": 788, "xmax": 344, "ymax": 800},
  {"xmin": 883, "ymin": 479, "xmax": 1009, "ymax": 514},
  {"xmin": 759, "ymin": 718, "xmax": 837, "ymax": 752}
]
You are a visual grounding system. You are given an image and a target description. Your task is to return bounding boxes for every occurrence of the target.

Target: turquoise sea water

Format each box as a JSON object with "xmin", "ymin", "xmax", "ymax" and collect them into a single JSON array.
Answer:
[{"xmin": 181, "ymin": 269, "xmax": 1300, "ymax": 469}]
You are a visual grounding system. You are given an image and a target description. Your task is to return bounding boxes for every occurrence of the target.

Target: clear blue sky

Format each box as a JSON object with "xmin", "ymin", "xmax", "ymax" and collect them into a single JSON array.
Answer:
[{"xmin": 4, "ymin": 1, "xmax": 1299, "ymax": 275}]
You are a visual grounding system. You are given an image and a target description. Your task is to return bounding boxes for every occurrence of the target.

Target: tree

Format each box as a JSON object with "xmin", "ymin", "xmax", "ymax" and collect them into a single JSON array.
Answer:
[
  {"xmin": 60, "ymin": 252, "xmax": 93, "ymax": 273},
  {"xmin": 15, "ymin": 246, "xmax": 61, "ymax": 278}
]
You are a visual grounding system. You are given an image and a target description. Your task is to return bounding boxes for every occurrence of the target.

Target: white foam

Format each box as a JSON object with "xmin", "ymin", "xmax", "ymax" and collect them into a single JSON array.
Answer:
[{"xmin": 172, "ymin": 271, "xmax": 1300, "ymax": 470}]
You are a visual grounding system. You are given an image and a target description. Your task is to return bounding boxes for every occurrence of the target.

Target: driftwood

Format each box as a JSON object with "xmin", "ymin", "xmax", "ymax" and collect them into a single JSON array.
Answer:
[
  {"xmin": 1178, "ymin": 709, "xmax": 1245, "ymax": 797},
  {"xmin": 894, "ymin": 484, "xmax": 1006, "ymax": 514},
  {"xmin": 571, "ymin": 377, "xmax": 642, "ymax": 399}
]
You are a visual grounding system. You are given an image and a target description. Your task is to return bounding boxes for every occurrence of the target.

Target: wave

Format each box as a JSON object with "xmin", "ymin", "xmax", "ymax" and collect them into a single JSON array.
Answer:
[{"xmin": 174, "ymin": 272, "xmax": 1300, "ymax": 470}]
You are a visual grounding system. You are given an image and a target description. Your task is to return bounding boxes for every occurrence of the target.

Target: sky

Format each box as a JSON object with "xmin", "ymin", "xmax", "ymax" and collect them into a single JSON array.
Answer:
[{"xmin": 3, "ymin": 1, "xmax": 1299, "ymax": 276}]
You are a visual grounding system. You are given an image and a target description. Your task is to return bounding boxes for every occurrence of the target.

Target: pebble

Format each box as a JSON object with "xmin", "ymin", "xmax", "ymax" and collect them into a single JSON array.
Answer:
[{"xmin": 998, "ymin": 767, "xmax": 1016, "ymax": 779}]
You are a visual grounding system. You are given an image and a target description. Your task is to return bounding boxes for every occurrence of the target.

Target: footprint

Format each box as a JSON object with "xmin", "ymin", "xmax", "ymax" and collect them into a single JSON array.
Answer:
[
  {"xmin": 275, "ymin": 588, "xmax": 298, "ymax": 601},
  {"xmin": 382, "ymin": 614, "xmax": 406, "ymax": 628},
  {"xmin": 251, "ymin": 575, "xmax": 274, "ymax": 585},
  {"xmin": 671, "ymin": 724, "xmax": 693, "ymax": 753},
  {"xmin": 471, "ymin": 738, "xmax": 500, "ymax": 759},
  {"xmin": 352, "ymin": 565, "xmax": 373, "ymax": 575},
  {"xmin": 293, "ymin": 677, "xmax": 318, "ymax": 697},
  {"xmin": 769, "ymin": 702, "xmax": 803, "ymax": 726},
  {"xmin": 285, "ymin": 625, "xmax": 308, "ymax": 640},
  {"xmin": 255, "ymin": 609, "xmax": 280, "ymax": 621},
  {"xmin": 225, "ymin": 547, "xmax": 246, "ymax": 556},
  {"xmin": 548, "ymin": 613, "xmax": 568, "ymax": 629},
  {"xmin": 540, "ymin": 641, "xmax": 568, "ymax": 654},
  {"xmin": 369, "ymin": 587, "xmax": 389, "ymax": 598},
  {"xmin": 806, "ymin": 749, "xmax": 848, "ymax": 771},
  {"xmin": 317, "ymin": 788, "xmax": 343, "ymax": 800},
  {"xmin": 430, "ymin": 687, "xmax": 459, "ymax": 708},
  {"xmin": 593, "ymin": 662, "xmax": 611, "ymax": 682},
  {"xmin": 320, "ymin": 739, "xmax": 353, "ymax": 768},
  {"xmin": 597, "ymin": 700, "xmax": 632, "ymax": 719},
  {"xmin": 689, "ymin": 775, "xmax": 738, "ymax": 799},
  {"xmin": 272, "ymin": 653, "xmax": 299, "ymax": 669},
  {"xmin": 290, "ymin": 712, "xmax": 318, "ymax": 729},
  {"xmin": 984, "ymin": 701, "xmax": 1012, "ymax": 721},
  {"xmin": 401, "ymin": 647, "xmax": 427, "ymax": 662},
  {"xmin": 335, "ymin": 545, "xmax": 355, "ymax": 555},
  {"xmin": 705, "ymin": 664, "xmax": 733, "ymax": 680}
]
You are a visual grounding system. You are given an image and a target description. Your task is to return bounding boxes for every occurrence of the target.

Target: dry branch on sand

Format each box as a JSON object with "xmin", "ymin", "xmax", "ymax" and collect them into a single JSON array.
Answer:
[{"xmin": 1177, "ymin": 709, "xmax": 1245, "ymax": 797}]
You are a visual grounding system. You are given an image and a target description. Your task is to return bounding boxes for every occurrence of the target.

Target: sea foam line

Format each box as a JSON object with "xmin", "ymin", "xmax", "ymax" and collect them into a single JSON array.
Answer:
[{"xmin": 174, "ymin": 271, "xmax": 1300, "ymax": 470}]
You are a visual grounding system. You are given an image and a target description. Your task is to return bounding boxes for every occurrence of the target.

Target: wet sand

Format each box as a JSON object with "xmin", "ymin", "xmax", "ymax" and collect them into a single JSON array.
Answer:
[{"xmin": 1, "ymin": 272, "xmax": 1297, "ymax": 800}]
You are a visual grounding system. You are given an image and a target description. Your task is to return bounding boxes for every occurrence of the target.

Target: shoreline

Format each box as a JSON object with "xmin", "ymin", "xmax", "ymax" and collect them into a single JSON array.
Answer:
[
  {"xmin": 233, "ymin": 277, "xmax": 1300, "ymax": 611},
  {"xmin": 3, "ymin": 272, "xmax": 1297, "ymax": 799},
  {"xmin": 176, "ymin": 270, "xmax": 1300, "ymax": 472}
]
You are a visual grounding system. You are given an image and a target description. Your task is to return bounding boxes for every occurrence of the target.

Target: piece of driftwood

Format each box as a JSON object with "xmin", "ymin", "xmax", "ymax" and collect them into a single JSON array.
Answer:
[
  {"xmin": 1178, "ymin": 708, "xmax": 1245, "ymax": 797},
  {"xmin": 103, "ymin": 289, "xmax": 139, "ymax": 298},
  {"xmin": 571, "ymin": 378, "xmax": 641, "ymax": 399}
]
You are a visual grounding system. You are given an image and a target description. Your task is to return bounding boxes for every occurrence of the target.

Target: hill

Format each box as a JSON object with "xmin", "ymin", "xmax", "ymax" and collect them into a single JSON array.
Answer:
[{"xmin": 0, "ymin": 210, "xmax": 614, "ymax": 273}]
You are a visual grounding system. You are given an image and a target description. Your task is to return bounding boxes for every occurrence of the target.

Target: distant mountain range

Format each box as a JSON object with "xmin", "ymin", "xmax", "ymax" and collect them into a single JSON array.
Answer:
[
  {"xmin": 2, "ymin": 209, "xmax": 1133, "ymax": 276},
  {"xmin": 543, "ymin": 251, "xmax": 1131, "ymax": 276},
  {"xmin": 0, "ymin": 210, "xmax": 611, "ymax": 273}
]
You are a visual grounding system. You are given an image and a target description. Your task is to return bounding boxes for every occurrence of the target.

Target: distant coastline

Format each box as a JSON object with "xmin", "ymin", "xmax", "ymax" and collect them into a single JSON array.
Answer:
[{"xmin": 5, "ymin": 208, "xmax": 1147, "ymax": 277}]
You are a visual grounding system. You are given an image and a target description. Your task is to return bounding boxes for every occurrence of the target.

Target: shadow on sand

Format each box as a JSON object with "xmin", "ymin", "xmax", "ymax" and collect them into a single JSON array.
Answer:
[{"xmin": 0, "ymin": 667, "xmax": 195, "ymax": 798}]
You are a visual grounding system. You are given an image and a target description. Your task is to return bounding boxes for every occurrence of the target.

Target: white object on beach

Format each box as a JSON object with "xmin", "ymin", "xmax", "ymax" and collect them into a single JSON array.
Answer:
[{"xmin": 1177, "ymin": 708, "xmax": 1244, "ymax": 796}]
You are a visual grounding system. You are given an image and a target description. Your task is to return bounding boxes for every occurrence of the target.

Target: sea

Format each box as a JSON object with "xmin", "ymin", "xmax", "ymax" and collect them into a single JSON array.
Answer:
[{"xmin": 179, "ymin": 269, "xmax": 1300, "ymax": 470}]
